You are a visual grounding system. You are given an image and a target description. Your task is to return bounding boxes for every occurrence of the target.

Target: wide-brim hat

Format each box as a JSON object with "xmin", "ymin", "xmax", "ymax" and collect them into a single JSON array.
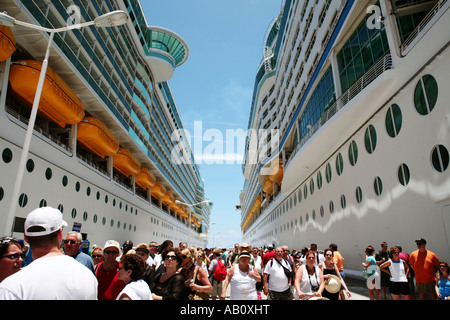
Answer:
[
  {"xmin": 325, "ymin": 275, "xmax": 341, "ymax": 293},
  {"xmin": 239, "ymin": 242, "xmax": 252, "ymax": 251}
]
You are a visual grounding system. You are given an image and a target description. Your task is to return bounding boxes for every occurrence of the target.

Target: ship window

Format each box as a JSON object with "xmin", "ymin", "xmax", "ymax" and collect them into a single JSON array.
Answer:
[
  {"xmin": 39, "ymin": 199, "xmax": 47, "ymax": 207},
  {"xmin": 110, "ymin": 219, "xmax": 114, "ymax": 227},
  {"xmin": 26, "ymin": 159, "xmax": 34, "ymax": 173},
  {"xmin": 336, "ymin": 153, "xmax": 344, "ymax": 176},
  {"xmin": 2, "ymin": 148, "xmax": 13, "ymax": 163},
  {"xmin": 414, "ymin": 75, "xmax": 438, "ymax": 115},
  {"xmin": 58, "ymin": 204, "xmax": 64, "ymax": 213},
  {"xmin": 62, "ymin": 176, "xmax": 68, "ymax": 187},
  {"xmin": 86, "ymin": 187, "xmax": 91, "ymax": 196},
  {"xmin": 317, "ymin": 171, "xmax": 322, "ymax": 189},
  {"xmin": 300, "ymin": 216, "xmax": 303, "ymax": 226},
  {"xmin": 75, "ymin": 182, "xmax": 81, "ymax": 192},
  {"xmin": 105, "ymin": 195, "xmax": 109, "ymax": 204},
  {"xmin": 45, "ymin": 168, "xmax": 52, "ymax": 180},
  {"xmin": 349, "ymin": 141, "xmax": 358, "ymax": 166},
  {"xmin": 113, "ymin": 199, "xmax": 116, "ymax": 207},
  {"xmin": 431, "ymin": 145, "xmax": 449, "ymax": 173},
  {"xmin": 364, "ymin": 125, "xmax": 377, "ymax": 154},
  {"xmin": 374, "ymin": 177, "xmax": 383, "ymax": 196},
  {"xmin": 312, "ymin": 210, "xmax": 316, "ymax": 220},
  {"xmin": 310, "ymin": 179, "xmax": 314, "ymax": 195},
  {"xmin": 398, "ymin": 163, "xmax": 410, "ymax": 186},
  {"xmin": 326, "ymin": 163, "xmax": 332, "ymax": 183},
  {"xmin": 356, "ymin": 187, "xmax": 363, "ymax": 203},
  {"xmin": 102, "ymin": 217, "xmax": 106, "ymax": 225},
  {"xmin": 71, "ymin": 208, "xmax": 77, "ymax": 219},
  {"xmin": 18, "ymin": 193, "xmax": 28, "ymax": 208},
  {"xmin": 320, "ymin": 206, "xmax": 325, "ymax": 218},
  {"xmin": 341, "ymin": 194, "xmax": 346, "ymax": 209},
  {"xmin": 329, "ymin": 200, "xmax": 334, "ymax": 214},
  {"xmin": 93, "ymin": 214, "xmax": 98, "ymax": 224},
  {"xmin": 304, "ymin": 185, "xmax": 308, "ymax": 199},
  {"xmin": 298, "ymin": 189, "xmax": 302, "ymax": 203},
  {"xmin": 386, "ymin": 104, "xmax": 402, "ymax": 137},
  {"xmin": 96, "ymin": 191, "xmax": 100, "ymax": 200},
  {"xmin": 0, "ymin": 187, "xmax": 3, "ymax": 202},
  {"xmin": 83, "ymin": 211, "xmax": 88, "ymax": 221},
  {"xmin": 306, "ymin": 213, "xmax": 309, "ymax": 222}
]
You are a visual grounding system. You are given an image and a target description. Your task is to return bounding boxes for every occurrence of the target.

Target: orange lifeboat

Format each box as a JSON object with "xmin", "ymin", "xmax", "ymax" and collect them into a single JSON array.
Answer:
[
  {"xmin": 135, "ymin": 167, "xmax": 156, "ymax": 190},
  {"xmin": 0, "ymin": 26, "xmax": 16, "ymax": 61},
  {"xmin": 262, "ymin": 177, "xmax": 273, "ymax": 194},
  {"xmin": 169, "ymin": 201, "xmax": 181, "ymax": 212},
  {"xmin": 161, "ymin": 191, "xmax": 175, "ymax": 205},
  {"xmin": 77, "ymin": 117, "xmax": 119, "ymax": 159},
  {"xmin": 176, "ymin": 205, "xmax": 185, "ymax": 216},
  {"xmin": 113, "ymin": 147, "xmax": 140, "ymax": 177},
  {"xmin": 9, "ymin": 60, "xmax": 85, "ymax": 128},
  {"xmin": 269, "ymin": 159, "xmax": 283, "ymax": 185},
  {"xmin": 151, "ymin": 181, "xmax": 167, "ymax": 199}
]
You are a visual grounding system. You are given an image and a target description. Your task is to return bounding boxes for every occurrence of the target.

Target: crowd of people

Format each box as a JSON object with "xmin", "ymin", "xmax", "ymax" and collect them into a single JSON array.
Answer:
[{"xmin": 0, "ymin": 206, "xmax": 449, "ymax": 300}]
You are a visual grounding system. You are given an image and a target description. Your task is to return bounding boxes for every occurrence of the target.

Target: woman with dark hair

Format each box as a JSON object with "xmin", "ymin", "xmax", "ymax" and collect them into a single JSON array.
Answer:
[
  {"xmin": 380, "ymin": 246, "xmax": 410, "ymax": 300},
  {"xmin": 436, "ymin": 261, "xmax": 450, "ymax": 300},
  {"xmin": 117, "ymin": 253, "xmax": 152, "ymax": 300},
  {"xmin": 180, "ymin": 247, "xmax": 211, "ymax": 300},
  {"xmin": 150, "ymin": 248, "xmax": 185, "ymax": 300},
  {"xmin": 0, "ymin": 237, "xmax": 23, "ymax": 282},
  {"xmin": 362, "ymin": 245, "xmax": 381, "ymax": 300},
  {"xmin": 294, "ymin": 250, "xmax": 325, "ymax": 299}
]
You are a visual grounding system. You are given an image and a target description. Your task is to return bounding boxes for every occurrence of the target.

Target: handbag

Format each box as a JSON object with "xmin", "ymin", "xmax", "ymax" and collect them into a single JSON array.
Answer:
[{"xmin": 188, "ymin": 266, "xmax": 210, "ymax": 300}]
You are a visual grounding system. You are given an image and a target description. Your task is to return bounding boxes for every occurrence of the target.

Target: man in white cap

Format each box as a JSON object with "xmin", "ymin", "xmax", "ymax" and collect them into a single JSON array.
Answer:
[
  {"xmin": 0, "ymin": 207, "xmax": 98, "ymax": 299},
  {"xmin": 95, "ymin": 239, "xmax": 124, "ymax": 300}
]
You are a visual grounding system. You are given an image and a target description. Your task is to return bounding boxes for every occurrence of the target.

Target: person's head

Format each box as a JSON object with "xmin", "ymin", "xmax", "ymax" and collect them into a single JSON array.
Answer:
[
  {"xmin": 251, "ymin": 247, "xmax": 259, "ymax": 257},
  {"xmin": 180, "ymin": 247, "xmax": 197, "ymax": 267},
  {"xmin": 119, "ymin": 253, "xmax": 145, "ymax": 283},
  {"xmin": 324, "ymin": 248, "xmax": 334, "ymax": 259},
  {"xmin": 238, "ymin": 251, "xmax": 251, "ymax": 266},
  {"xmin": 197, "ymin": 250, "xmax": 205, "ymax": 261},
  {"xmin": 91, "ymin": 247, "xmax": 103, "ymax": 265},
  {"xmin": 149, "ymin": 241, "xmax": 158, "ymax": 254},
  {"xmin": 365, "ymin": 245, "xmax": 375, "ymax": 256},
  {"xmin": 329, "ymin": 243, "xmax": 338, "ymax": 251},
  {"xmin": 415, "ymin": 238, "xmax": 427, "ymax": 251},
  {"xmin": 389, "ymin": 246, "xmax": 400, "ymax": 259},
  {"xmin": 381, "ymin": 242, "xmax": 388, "ymax": 251},
  {"xmin": 0, "ymin": 237, "xmax": 23, "ymax": 282},
  {"xmin": 122, "ymin": 240, "xmax": 133, "ymax": 254},
  {"xmin": 64, "ymin": 231, "xmax": 82, "ymax": 257},
  {"xmin": 103, "ymin": 240, "xmax": 121, "ymax": 263},
  {"xmin": 310, "ymin": 243, "xmax": 318, "ymax": 252},
  {"xmin": 159, "ymin": 240, "xmax": 173, "ymax": 254},
  {"xmin": 438, "ymin": 261, "xmax": 449, "ymax": 276},
  {"xmin": 213, "ymin": 248, "xmax": 221, "ymax": 258},
  {"xmin": 305, "ymin": 250, "xmax": 316, "ymax": 265},
  {"xmin": 281, "ymin": 245, "xmax": 289, "ymax": 258},
  {"xmin": 24, "ymin": 207, "xmax": 67, "ymax": 256},
  {"xmin": 239, "ymin": 243, "xmax": 252, "ymax": 253},
  {"xmin": 275, "ymin": 247, "xmax": 283, "ymax": 260},
  {"xmin": 135, "ymin": 243, "xmax": 151, "ymax": 262},
  {"xmin": 179, "ymin": 242, "xmax": 188, "ymax": 250},
  {"xmin": 162, "ymin": 248, "xmax": 181, "ymax": 269},
  {"xmin": 301, "ymin": 247, "xmax": 308, "ymax": 255}
]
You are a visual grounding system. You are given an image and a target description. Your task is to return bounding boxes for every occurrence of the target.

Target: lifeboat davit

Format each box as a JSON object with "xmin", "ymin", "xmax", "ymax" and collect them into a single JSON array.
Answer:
[
  {"xmin": 135, "ymin": 167, "xmax": 156, "ymax": 190},
  {"xmin": 0, "ymin": 26, "xmax": 16, "ymax": 62},
  {"xmin": 161, "ymin": 191, "xmax": 175, "ymax": 205},
  {"xmin": 77, "ymin": 117, "xmax": 119, "ymax": 159},
  {"xmin": 9, "ymin": 60, "xmax": 85, "ymax": 128},
  {"xmin": 151, "ymin": 181, "xmax": 167, "ymax": 199},
  {"xmin": 113, "ymin": 147, "xmax": 140, "ymax": 177}
]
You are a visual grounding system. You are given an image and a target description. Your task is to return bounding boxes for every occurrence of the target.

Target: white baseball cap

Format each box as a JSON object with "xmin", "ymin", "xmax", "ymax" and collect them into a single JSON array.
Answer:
[
  {"xmin": 25, "ymin": 207, "xmax": 68, "ymax": 237},
  {"xmin": 104, "ymin": 240, "xmax": 121, "ymax": 251}
]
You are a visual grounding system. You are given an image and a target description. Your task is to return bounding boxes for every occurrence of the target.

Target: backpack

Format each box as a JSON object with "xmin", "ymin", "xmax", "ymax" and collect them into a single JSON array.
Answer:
[{"xmin": 213, "ymin": 258, "xmax": 227, "ymax": 281}]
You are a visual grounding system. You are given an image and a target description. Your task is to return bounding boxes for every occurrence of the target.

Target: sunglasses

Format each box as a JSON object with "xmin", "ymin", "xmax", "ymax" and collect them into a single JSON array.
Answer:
[
  {"xmin": 165, "ymin": 255, "xmax": 177, "ymax": 261},
  {"xmin": 2, "ymin": 253, "xmax": 24, "ymax": 260},
  {"xmin": 92, "ymin": 255, "xmax": 103, "ymax": 258},
  {"xmin": 64, "ymin": 240, "xmax": 77, "ymax": 245},
  {"xmin": 104, "ymin": 250, "xmax": 119, "ymax": 255}
]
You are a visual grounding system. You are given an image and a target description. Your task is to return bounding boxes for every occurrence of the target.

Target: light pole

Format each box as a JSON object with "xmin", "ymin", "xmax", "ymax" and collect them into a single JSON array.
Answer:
[
  {"xmin": 175, "ymin": 199, "xmax": 212, "ymax": 245},
  {"xmin": 1, "ymin": 10, "xmax": 128, "ymax": 236}
]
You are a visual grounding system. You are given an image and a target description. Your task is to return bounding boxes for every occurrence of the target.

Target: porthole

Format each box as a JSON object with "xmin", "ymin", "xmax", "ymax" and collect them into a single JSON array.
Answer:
[
  {"xmin": 93, "ymin": 214, "xmax": 98, "ymax": 224},
  {"xmin": 96, "ymin": 191, "xmax": 100, "ymax": 200},
  {"xmin": 317, "ymin": 171, "xmax": 322, "ymax": 189},
  {"xmin": 414, "ymin": 74, "xmax": 438, "ymax": 115},
  {"xmin": 105, "ymin": 195, "xmax": 109, "ymax": 204},
  {"xmin": 2, "ymin": 148, "xmax": 13, "ymax": 163},
  {"xmin": 386, "ymin": 104, "xmax": 402, "ymax": 137},
  {"xmin": 310, "ymin": 179, "xmax": 314, "ymax": 195},
  {"xmin": 0, "ymin": 187, "xmax": 3, "ymax": 201},
  {"xmin": 312, "ymin": 210, "xmax": 316, "ymax": 220},
  {"xmin": 298, "ymin": 189, "xmax": 302, "ymax": 203},
  {"xmin": 86, "ymin": 187, "xmax": 91, "ymax": 196},
  {"xmin": 356, "ymin": 187, "xmax": 363, "ymax": 203},
  {"xmin": 341, "ymin": 194, "xmax": 346, "ymax": 209},
  {"xmin": 320, "ymin": 205, "xmax": 324, "ymax": 218},
  {"xmin": 329, "ymin": 200, "xmax": 334, "ymax": 214},
  {"xmin": 374, "ymin": 177, "xmax": 383, "ymax": 196},
  {"xmin": 349, "ymin": 141, "xmax": 358, "ymax": 166},
  {"xmin": 110, "ymin": 219, "xmax": 114, "ymax": 227},
  {"xmin": 26, "ymin": 159, "xmax": 35, "ymax": 173},
  {"xmin": 58, "ymin": 204, "xmax": 64, "ymax": 213},
  {"xmin": 83, "ymin": 211, "xmax": 88, "ymax": 221},
  {"xmin": 431, "ymin": 144, "xmax": 449, "ymax": 172},
  {"xmin": 75, "ymin": 182, "xmax": 80, "ymax": 192},
  {"xmin": 398, "ymin": 163, "xmax": 410, "ymax": 186},
  {"xmin": 303, "ymin": 185, "xmax": 308, "ymax": 199},
  {"xmin": 71, "ymin": 208, "xmax": 77, "ymax": 219},
  {"xmin": 102, "ymin": 217, "xmax": 106, "ymax": 225},
  {"xmin": 364, "ymin": 125, "xmax": 377, "ymax": 154},
  {"xmin": 18, "ymin": 193, "xmax": 28, "ymax": 208},
  {"xmin": 336, "ymin": 153, "xmax": 344, "ymax": 176},
  {"xmin": 326, "ymin": 163, "xmax": 332, "ymax": 183},
  {"xmin": 62, "ymin": 175, "xmax": 68, "ymax": 187},
  {"xmin": 39, "ymin": 199, "xmax": 47, "ymax": 207},
  {"xmin": 45, "ymin": 168, "xmax": 52, "ymax": 180}
]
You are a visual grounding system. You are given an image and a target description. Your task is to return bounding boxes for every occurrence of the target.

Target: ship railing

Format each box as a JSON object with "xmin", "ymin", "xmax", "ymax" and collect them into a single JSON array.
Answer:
[
  {"xmin": 286, "ymin": 53, "xmax": 392, "ymax": 169},
  {"xmin": 5, "ymin": 105, "xmax": 72, "ymax": 154},
  {"xmin": 400, "ymin": 0, "xmax": 448, "ymax": 56},
  {"xmin": 76, "ymin": 152, "xmax": 109, "ymax": 177}
]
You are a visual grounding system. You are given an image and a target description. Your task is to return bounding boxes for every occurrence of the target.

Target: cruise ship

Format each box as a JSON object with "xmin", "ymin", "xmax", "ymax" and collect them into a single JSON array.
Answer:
[
  {"xmin": 240, "ymin": 0, "xmax": 449, "ymax": 276},
  {"xmin": 0, "ymin": 0, "xmax": 210, "ymax": 249}
]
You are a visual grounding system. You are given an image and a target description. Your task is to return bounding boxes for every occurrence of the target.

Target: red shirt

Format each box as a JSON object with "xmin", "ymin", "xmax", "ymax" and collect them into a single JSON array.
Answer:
[
  {"xmin": 95, "ymin": 262, "xmax": 124, "ymax": 300},
  {"xmin": 409, "ymin": 250, "xmax": 439, "ymax": 283}
]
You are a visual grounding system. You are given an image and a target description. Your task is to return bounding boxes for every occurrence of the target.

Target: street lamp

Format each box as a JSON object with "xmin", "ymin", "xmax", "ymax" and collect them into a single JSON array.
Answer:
[{"xmin": 1, "ymin": 10, "xmax": 128, "ymax": 236}]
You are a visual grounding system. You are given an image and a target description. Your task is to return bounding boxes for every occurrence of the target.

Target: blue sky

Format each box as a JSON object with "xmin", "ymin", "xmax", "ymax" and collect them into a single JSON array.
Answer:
[{"xmin": 142, "ymin": 0, "xmax": 283, "ymax": 248}]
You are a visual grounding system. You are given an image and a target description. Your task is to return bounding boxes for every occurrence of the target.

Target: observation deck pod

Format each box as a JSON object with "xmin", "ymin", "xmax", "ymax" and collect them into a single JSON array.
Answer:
[{"xmin": 146, "ymin": 26, "xmax": 189, "ymax": 82}]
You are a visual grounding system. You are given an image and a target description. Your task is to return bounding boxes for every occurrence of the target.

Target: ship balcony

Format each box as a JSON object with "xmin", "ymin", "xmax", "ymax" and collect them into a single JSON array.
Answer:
[{"xmin": 145, "ymin": 26, "xmax": 189, "ymax": 82}]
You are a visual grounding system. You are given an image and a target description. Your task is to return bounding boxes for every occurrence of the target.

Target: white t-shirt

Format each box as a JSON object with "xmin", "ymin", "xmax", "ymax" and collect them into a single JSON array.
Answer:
[
  {"xmin": 146, "ymin": 254, "xmax": 161, "ymax": 269},
  {"xmin": 116, "ymin": 279, "xmax": 152, "ymax": 300},
  {"xmin": 0, "ymin": 255, "xmax": 98, "ymax": 300},
  {"xmin": 263, "ymin": 258, "xmax": 291, "ymax": 292}
]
